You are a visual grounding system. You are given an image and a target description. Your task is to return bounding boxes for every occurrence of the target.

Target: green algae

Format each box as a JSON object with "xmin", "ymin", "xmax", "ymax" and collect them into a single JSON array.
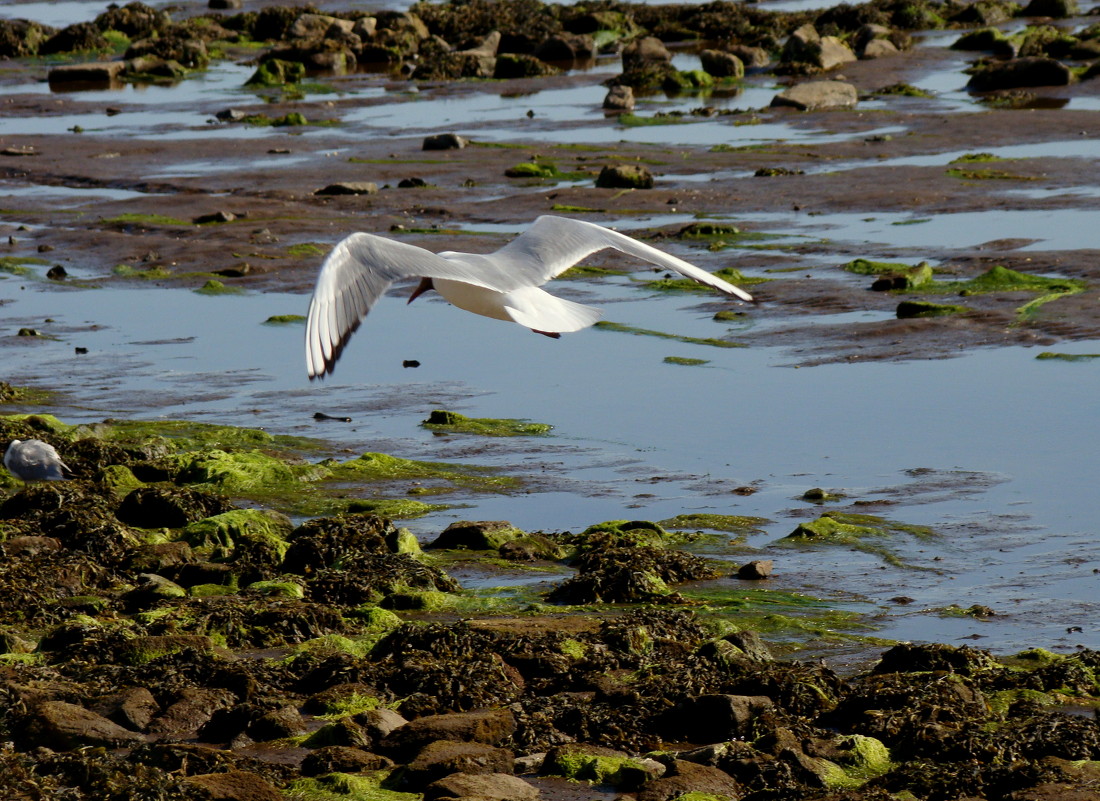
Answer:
[
  {"xmin": 344, "ymin": 498, "xmax": 448, "ymax": 519},
  {"xmin": 542, "ymin": 749, "xmax": 653, "ymax": 786},
  {"xmin": 658, "ymin": 513, "xmax": 770, "ymax": 536},
  {"xmin": 327, "ymin": 452, "xmax": 521, "ymax": 494},
  {"xmin": 845, "ymin": 259, "xmax": 934, "ymax": 290},
  {"xmin": 181, "ymin": 509, "xmax": 293, "ymax": 563},
  {"xmin": 934, "ymin": 265, "xmax": 1085, "ymax": 319},
  {"xmin": 94, "ymin": 418, "xmax": 320, "ymax": 452},
  {"xmin": 264, "ymin": 313, "xmax": 306, "ymax": 325},
  {"xmin": 558, "ymin": 263, "xmax": 619, "ymax": 278},
  {"xmin": 170, "ymin": 449, "xmax": 328, "ymax": 493},
  {"xmin": 594, "ymin": 321, "xmax": 743, "ymax": 349},
  {"xmin": 0, "ymin": 256, "xmax": 50, "ymax": 276},
  {"xmin": 896, "ymin": 300, "xmax": 968, "ymax": 318},
  {"xmin": 1036, "ymin": 351, "xmax": 1100, "ymax": 361},
  {"xmin": 641, "ymin": 266, "xmax": 761, "ymax": 292},
  {"xmin": 112, "ymin": 263, "xmax": 174, "ymax": 280},
  {"xmin": 246, "ymin": 579, "xmax": 305, "ymax": 599},
  {"xmin": 782, "ymin": 512, "xmax": 937, "ymax": 569},
  {"xmin": 559, "ymin": 638, "xmax": 587, "ymax": 659},
  {"xmin": 101, "ymin": 213, "xmax": 190, "ymax": 227},
  {"xmin": 504, "ymin": 160, "xmax": 589, "ymax": 182},
  {"xmin": 420, "ymin": 409, "xmax": 552, "ymax": 437},
  {"xmin": 287, "ymin": 243, "xmax": 327, "ymax": 258},
  {"xmin": 194, "ymin": 279, "xmax": 242, "ymax": 295},
  {"xmin": 946, "ymin": 167, "xmax": 1036, "ymax": 181},
  {"xmin": 286, "ymin": 771, "xmax": 419, "ymax": 801},
  {"xmin": 663, "ymin": 356, "xmax": 710, "ymax": 366},
  {"xmin": 950, "ymin": 152, "xmax": 1001, "ymax": 163}
]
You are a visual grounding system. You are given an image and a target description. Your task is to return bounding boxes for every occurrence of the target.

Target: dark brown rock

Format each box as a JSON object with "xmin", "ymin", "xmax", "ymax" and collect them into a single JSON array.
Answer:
[
  {"xmin": 968, "ymin": 57, "xmax": 1074, "ymax": 91},
  {"xmin": 184, "ymin": 770, "xmax": 282, "ymax": 801},
  {"xmin": 301, "ymin": 745, "xmax": 394, "ymax": 776},
  {"xmin": 424, "ymin": 772, "xmax": 538, "ymax": 801},
  {"xmin": 23, "ymin": 701, "xmax": 147, "ymax": 749},
  {"xmin": 637, "ymin": 759, "xmax": 743, "ymax": 801},
  {"xmin": 738, "ymin": 559, "xmax": 773, "ymax": 580},
  {"xmin": 381, "ymin": 709, "xmax": 517, "ymax": 759},
  {"xmin": 403, "ymin": 739, "xmax": 515, "ymax": 789},
  {"xmin": 596, "ymin": 164, "xmax": 654, "ymax": 190}
]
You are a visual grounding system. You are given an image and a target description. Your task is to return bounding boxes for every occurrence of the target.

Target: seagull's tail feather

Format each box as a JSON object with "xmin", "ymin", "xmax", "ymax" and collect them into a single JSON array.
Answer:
[{"xmin": 502, "ymin": 285, "xmax": 603, "ymax": 333}]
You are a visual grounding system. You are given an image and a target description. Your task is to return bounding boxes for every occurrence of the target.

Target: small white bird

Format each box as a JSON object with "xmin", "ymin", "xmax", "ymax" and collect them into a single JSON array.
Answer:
[
  {"xmin": 3, "ymin": 438, "xmax": 71, "ymax": 482},
  {"xmin": 305, "ymin": 215, "xmax": 753, "ymax": 379}
]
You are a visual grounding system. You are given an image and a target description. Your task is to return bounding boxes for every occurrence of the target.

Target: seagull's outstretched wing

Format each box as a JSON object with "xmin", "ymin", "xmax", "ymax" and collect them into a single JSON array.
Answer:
[
  {"xmin": 306, "ymin": 232, "xmax": 507, "ymax": 379},
  {"xmin": 489, "ymin": 215, "xmax": 755, "ymax": 302}
]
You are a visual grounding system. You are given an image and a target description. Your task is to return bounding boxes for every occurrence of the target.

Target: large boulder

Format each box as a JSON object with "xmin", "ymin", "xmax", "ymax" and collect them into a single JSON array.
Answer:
[
  {"xmin": 781, "ymin": 24, "xmax": 856, "ymax": 71},
  {"xmin": 967, "ymin": 56, "xmax": 1073, "ymax": 90},
  {"xmin": 771, "ymin": 80, "xmax": 858, "ymax": 110}
]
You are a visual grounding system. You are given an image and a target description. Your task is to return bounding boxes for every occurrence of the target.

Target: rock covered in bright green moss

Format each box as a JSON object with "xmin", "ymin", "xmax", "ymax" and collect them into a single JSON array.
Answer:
[
  {"xmin": 427, "ymin": 520, "xmax": 524, "ymax": 551},
  {"xmin": 896, "ymin": 300, "xmax": 968, "ymax": 318},
  {"xmin": 181, "ymin": 509, "xmax": 293, "ymax": 564},
  {"xmin": 169, "ymin": 449, "xmax": 328, "ymax": 492},
  {"xmin": 421, "ymin": 410, "xmax": 552, "ymax": 437}
]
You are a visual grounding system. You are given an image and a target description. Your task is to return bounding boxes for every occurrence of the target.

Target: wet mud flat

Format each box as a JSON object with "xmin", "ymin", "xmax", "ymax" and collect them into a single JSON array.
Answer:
[{"xmin": 2, "ymin": 0, "xmax": 1100, "ymax": 798}]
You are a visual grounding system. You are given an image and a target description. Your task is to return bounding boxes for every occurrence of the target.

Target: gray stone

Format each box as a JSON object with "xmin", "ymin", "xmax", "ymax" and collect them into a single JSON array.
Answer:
[
  {"xmin": 622, "ymin": 36, "xmax": 671, "ymax": 70},
  {"xmin": 424, "ymin": 772, "xmax": 539, "ymax": 801},
  {"xmin": 782, "ymin": 24, "xmax": 856, "ymax": 71},
  {"xmin": 458, "ymin": 30, "xmax": 501, "ymax": 57},
  {"xmin": 315, "ymin": 182, "xmax": 379, "ymax": 196},
  {"xmin": 860, "ymin": 38, "xmax": 900, "ymax": 59},
  {"xmin": 771, "ymin": 80, "xmax": 858, "ymax": 111},
  {"xmin": 603, "ymin": 84, "xmax": 635, "ymax": 111},
  {"xmin": 729, "ymin": 44, "xmax": 770, "ymax": 68},
  {"xmin": 700, "ymin": 49, "xmax": 744, "ymax": 78}
]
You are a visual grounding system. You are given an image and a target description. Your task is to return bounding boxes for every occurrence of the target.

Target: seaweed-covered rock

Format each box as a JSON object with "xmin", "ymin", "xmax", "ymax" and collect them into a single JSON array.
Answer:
[
  {"xmin": 283, "ymin": 513, "xmax": 401, "ymax": 574},
  {"xmin": 95, "ymin": 1, "xmax": 170, "ymax": 38},
  {"xmin": 0, "ymin": 19, "xmax": 57, "ymax": 58},
  {"xmin": 307, "ymin": 552, "xmax": 459, "ymax": 606},
  {"xmin": 181, "ymin": 509, "xmax": 294, "ymax": 569},
  {"xmin": 700, "ymin": 48, "xmax": 745, "ymax": 78},
  {"xmin": 380, "ymin": 709, "xmax": 517, "ymax": 759},
  {"xmin": 596, "ymin": 164, "xmax": 654, "ymax": 189},
  {"xmin": 116, "ymin": 486, "xmax": 235, "ymax": 528},
  {"xmin": 968, "ymin": 56, "xmax": 1073, "ymax": 91},
  {"xmin": 38, "ymin": 22, "xmax": 109, "ymax": 55},
  {"xmin": 427, "ymin": 520, "xmax": 523, "ymax": 551},
  {"xmin": 547, "ymin": 545, "xmax": 719, "ymax": 604}
]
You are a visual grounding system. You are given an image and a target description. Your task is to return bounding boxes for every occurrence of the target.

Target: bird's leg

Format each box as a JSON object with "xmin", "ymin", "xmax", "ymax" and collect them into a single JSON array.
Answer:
[
  {"xmin": 532, "ymin": 330, "xmax": 562, "ymax": 339},
  {"xmin": 407, "ymin": 277, "xmax": 435, "ymax": 304}
]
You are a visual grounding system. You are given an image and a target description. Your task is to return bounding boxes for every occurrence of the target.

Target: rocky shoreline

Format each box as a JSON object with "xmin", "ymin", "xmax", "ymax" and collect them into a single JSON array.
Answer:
[{"xmin": 0, "ymin": 411, "xmax": 1096, "ymax": 800}]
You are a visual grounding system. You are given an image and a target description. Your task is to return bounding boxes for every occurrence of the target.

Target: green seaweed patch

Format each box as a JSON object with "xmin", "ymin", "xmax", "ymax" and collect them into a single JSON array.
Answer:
[
  {"xmin": 985, "ymin": 687, "xmax": 1061, "ymax": 717},
  {"xmin": 1035, "ymin": 351, "xmax": 1100, "ymax": 361},
  {"xmin": 843, "ymin": 258, "xmax": 922, "ymax": 276},
  {"xmin": 264, "ymin": 314, "xmax": 306, "ymax": 325},
  {"xmin": 504, "ymin": 160, "xmax": 589, "ymax": 182},
  {"xmin": 169, "ymin": 449, "xmax": 329, "ymax": 493},
  {"xmin": 687, "ymin": 586, "xmax": 878, "ymax": 646},
  {"xmin": 286, "ymin": 772, "xmax": 419, "ymax": 801},
  {"xmin": 101, "ymin": 212, "xmax": 190, "ymax": 227},
  {"xmin": 937, "ymin": 603, "xmax": 996, "ymax": 618},
  {"xmin": 327, "ymin": 452, "xmax": 521, "ymax": 494},
  {"xmin": 345, "ymin": 498, "xmax": 449, "ymax": 519},
  {"xmin": 420, "ymin": 409, "xmax": 552, "ymax": 437},
  {"xmin": 194, "ymin": 279, "xmax": 242, "ymax": 295},
  {"xmin": 950, "ymin": 152, "xmax": 1001, "ymax": 164},
  {"xmin": 558, "ymin": 263, "xmax": 619, "ymax": 278},
  {"xmin": 641, "ymin": 265, "xmax": 765, "ymax": 291},
  {"xmin": 873, "ymin": 83, "xmax": 933, "ymax": 98},
  {"xmin": 891, "ymin": 218, "xmax": 932, "ymax": 226},
  {"xmin": 542, "ymin": 748, "xmax": 654, "ymax": 786},
  {"xmin": 617, "ymin": 112, "xmax": 696, "ymax": 127},
  {"xmin": 94, "ymin": 418, "xmax": 321, "ymax": 452},
  {"xmin": 112, "ymin": 263, "xmax": 174, "ymax": 280},
  {"xmin": 595, "ymin": 321, "xmax": 744, "ymax": 349},
  {"xmin": 0, "ymin": 382, "xmax": 51, "ymax": 405},
  {"xmin": 287, "ymin": 242, "xmax": 327, "ymax": 258},
  {"xmin": 658, "ymin": 513, "xmax": 770, "ymax": 536},
  {"xmin": 930, "ymin": 265, "xmax": 1085, "ymax": 319},
  {"xmin": 181, "ymin": 509, "xmax": 293, "ymax": 563},
  {"xmin": 896, "ymin": 300, "xmax": 968, "ymax": 318},
  {"xmin": 0, "ymin": 256, "xmax": 50, "ymax": 276},
  {"xmin": 663, "ymin": 356, "xmax": 710, "ymax": 366},
  {"xmin": 946, "ymin": 167, "xmax": 1036, "ymax": 181},
  {"xmin": 781, "ymin": 512, "xmax": 937, "ymax": 569}
]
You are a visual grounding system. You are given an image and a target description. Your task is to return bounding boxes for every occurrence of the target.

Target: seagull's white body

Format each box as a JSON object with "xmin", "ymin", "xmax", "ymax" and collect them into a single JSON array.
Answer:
[
  {"xmin": 305, "ymin": 215, "xmax": 753, "ymax": 379},
  {"xmin": 4, "ymin": 439, "xmax": 71, "ymax": 482}
]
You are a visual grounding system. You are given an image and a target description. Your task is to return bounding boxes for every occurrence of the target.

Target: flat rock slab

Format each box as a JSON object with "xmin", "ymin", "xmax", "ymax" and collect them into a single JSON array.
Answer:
[
  {"xmin": 771, "ymin": 80, "xmax": 858, "ymax": 111},
  {"xmin": 424, "ymin": 772, "xmax": 539, "ymax": 801}
]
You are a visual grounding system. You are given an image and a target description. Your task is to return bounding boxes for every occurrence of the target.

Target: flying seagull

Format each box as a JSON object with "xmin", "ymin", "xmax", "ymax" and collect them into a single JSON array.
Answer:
[
  {"xmin": 4, "ymin": 439, "xmax": 71, "ymax": 482},
  {"xmin": 305, "ymin": 215, "xmax": 753, "ymax": 379}
]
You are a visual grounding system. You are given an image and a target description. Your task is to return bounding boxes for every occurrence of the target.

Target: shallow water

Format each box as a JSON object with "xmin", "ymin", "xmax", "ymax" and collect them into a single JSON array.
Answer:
[{"xmin": 3, "ymin": 269, "xmax": 1098, "ymax": 656}]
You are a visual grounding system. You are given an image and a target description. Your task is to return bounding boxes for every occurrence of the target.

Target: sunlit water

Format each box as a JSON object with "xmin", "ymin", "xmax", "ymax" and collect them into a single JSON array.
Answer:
[{"xmin": 2, "ymin": 269, "xmax": 1098, "ymax": 656}]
